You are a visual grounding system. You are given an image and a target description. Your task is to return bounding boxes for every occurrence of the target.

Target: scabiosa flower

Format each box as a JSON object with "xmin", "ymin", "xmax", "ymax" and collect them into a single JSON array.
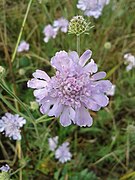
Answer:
[
  {"xmin": 53, "ymin": 17, "xmax": 69, "ymax": 33},
  {"xmin": 0, "ymin": 113, "xmax": 26, "ymax": 140},
  {"xmin": 55, "ymin": 142, "xmax": 72, "ymax": 163},
  {"xmin": 43, "ymin": 24, "xmax": 57, "ymax": 43},
  {"xmin": 17, "ymin": 41, "xmax": 29, "ymax": 52},
  {"xmin": 106, "ymin": 84, "xmax": 116, "ymax": 96},
  {"xmin": 27, "ymin": 50, "xmax": 112, "ymax": 127},
  {"xmin": 48, "ymin": 136, "xmax": 59, "ymax": 151},
  {"xmin": 77, "ymin": 0, "xmax": 110, "ymax": 19},
  {"xmin": 124, "ymin": 53, "xmax": 135, "ymax": 71},
  {"xmin": 0, "ymin": 165, "xmax": 10, "ymax": 172}
]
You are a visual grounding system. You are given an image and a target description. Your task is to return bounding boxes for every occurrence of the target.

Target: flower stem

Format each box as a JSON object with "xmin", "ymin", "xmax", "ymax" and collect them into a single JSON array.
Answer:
[
  {"xmin": 77, "ymin": 35, "xmax": 80, "ymax": 55},
  {"xmin": 11, "ymin": 0, "xmax": 33, "ymax": 63},
  {"xmin": 16, "ymin": 141, "xmax": 22, "ymax": 180}
]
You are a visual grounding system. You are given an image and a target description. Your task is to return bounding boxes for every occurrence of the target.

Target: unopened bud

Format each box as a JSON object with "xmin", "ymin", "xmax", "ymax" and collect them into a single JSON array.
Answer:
[
  {"xmin": 18, "ymin": 68, "xmax": 26, "ymax": 76},
  {"xmin": 104, "ymin": 42, "xmax": 112, "ymax": 49},
  {"xmin": 30, "ymin": 101, "xmax": 39, "ymax": 111},
  {"xmin": 0, "ymin": 66, "xmax": 5, "ymax": 74},
  {"xmin": 127, "ymin": 125, "xmax": 135, "ymax": 134}
]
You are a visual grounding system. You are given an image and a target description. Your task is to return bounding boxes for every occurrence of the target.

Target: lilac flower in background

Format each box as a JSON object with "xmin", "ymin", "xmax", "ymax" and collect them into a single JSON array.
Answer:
[
  {"xmin": 48, "ymin": 136, "xmax": 59, "ymax": 151},
  {"xmin": 0, "ymin": 164, "xmax": 10, "ymax": 172},
  {"xmin": 17, "ymin": 41, "xmax": 29, "ymax": 52},
  {"xmin": 0, "ymin": 113, "xmax": 26, "ymax": 140},
  {"xmin": 28, "ymin": 49, "xmax": 112, "ymax": 127},
  {"xmin": 55, "ymin": 142, "xmax": 72, "ymax": 163},
  {"xmin": 124, "ymin": 53, "xmax": 135, "ymax": 71},
  {"xmin": 77, "ymin": 0, "xmax": 110, "ymax": 18},
  {"xmin": 53, "ymin": 17, "xmax": 69, "ymax": 33},
  {"xmin": 43, "ymin": 24, "xmax": 57, "ymax": 43},
  {"xmin": 106, "ymin": 84, "xmax": 116, "ymax": 96}
]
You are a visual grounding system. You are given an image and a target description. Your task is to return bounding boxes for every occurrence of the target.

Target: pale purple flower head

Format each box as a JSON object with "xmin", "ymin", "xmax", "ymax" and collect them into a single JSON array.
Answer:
[
  {"xmin": 27, "ymin": 49, "xmax": 112, "ymax": 127},
  {"xmin": 55, "ymin": 142, "xmax": 72, "ymax": 163},
  {"xmin": 43, "ymin": 24, "xmax": 57, "ymax": 43},
  {"xmin": 124, "ymin": 53, "xmax": 135, "ymax": 71},
  {"xmin": 0, "ymin": 113, "xmax": 26, "ymax": 140},
  {"xmin": 106, "ymin": 84, "xmax": 116, "ymax": 96},
  {"xmin": 53, "ymin": 17, "xmax": 69, "ymax": 33},
  {"xmin": 0, "ymin": 164, "xmax": 10, "ymax": 172},
  {"xmin": 48, "ymin": 136, "xmax": 59, "ymax": 151},
  {"xmin": 77, "ymin": 0, "xmax": 110, "ymax": 18},
  {"xmin": 17, "ymin": 41, "xmax": 29, "ymax": 52}
]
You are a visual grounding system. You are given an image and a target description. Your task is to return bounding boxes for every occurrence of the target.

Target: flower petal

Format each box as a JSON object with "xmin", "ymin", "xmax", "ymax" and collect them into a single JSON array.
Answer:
[
  {"xmin": 93, "ymin": 94, "xmax": 109, "ymax": 107},
  {"xmin": 48, "ymin": 101, "xmax": 64, "ymax": 117},
  {"xmin": 95, "ymin": 80, "xmax": 112, "ymax": 92},
  {"xmin": 74, "ymin": 106, "xmax": 93, "ymax": 127},
  {"xmin": 40, "ymin": 99, "xmax": 55, "ymax": 114},
  {"xmin": 83, "ymin": 59, "xmax": 98, "ymax": 73},
  {"xmin": 33, "ymin": 88, "xmax": 48, "ymax": 100},
  {"xmin": 32, "ymin": 70, "xmax": 50, "ymax": 81},
  {"xmin": 60, "ymin": 107, "xmax": 72, "ymax": 127},
  {"xmin": 27, "ymin": 79, "xmax": 48, "ymax": 89},
  {"xmin": 91, "ymin": 72, "xmax": 106, "ymax": 80},
  {"xmin": 51, "ymin": 51, "xmax": 71, "ymax": 72},
  {"xmin": 69, "ymin": 51, "xmax": 79, "ymax": 63},
  {"xmin": 69, "ymin": 107, "xmax": 75, "ymax": 123},
  {"xmin": 86, "ymin": 99, "xmax": 101, "ymax": 111},
  {"xmin": 79, "ymin": 50, "xmax": 92, "ymax": 67}
]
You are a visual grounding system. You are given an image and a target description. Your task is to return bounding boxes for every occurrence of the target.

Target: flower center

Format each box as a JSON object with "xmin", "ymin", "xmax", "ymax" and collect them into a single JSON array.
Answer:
[{"xmin": 50, "ymin": 72, "xmax": 90, "ymax": 108}]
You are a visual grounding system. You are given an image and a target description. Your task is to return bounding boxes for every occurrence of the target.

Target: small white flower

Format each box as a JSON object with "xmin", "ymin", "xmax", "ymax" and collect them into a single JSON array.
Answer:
[
  {"xmin": 17, "ymin": 41, "xmax": 29, "ymax": 52},
  {"xmin": 0, "ymin": 164, "xmax": 10, "ymax": 172},
  {"xmin": 0, "ymin": 113, "xmax": 26, "ymax": 140},
  {"xmin": 106, "ymin": 84, "xmax": 116, "ymax": 96},
  {"xmin": 48, "ymin": 136, "xmax": 59, "ymax": 151},
  {"xmin": 43, "ymin": 24, "xmax": 57, "ymax": 43},
  {"xmin": 124, "ymin": 53, "xmax": 135, "ymax": 71},
  {"xmin": 55, "ymin": 142, "xmax": 72, "ymax": 163},
  {"xmin": 53, "ymin": 17, "xmax": 69, "ymax": 33}
]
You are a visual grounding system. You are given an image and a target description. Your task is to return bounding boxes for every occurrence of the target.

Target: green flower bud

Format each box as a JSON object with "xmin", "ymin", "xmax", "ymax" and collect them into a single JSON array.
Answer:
[
  {"xmin": 0, "ymin": 66, "xmax": 5, "ymax": 74},
  {"xmin": 127, "ymin": 125, "xmax": 135, "ymax": 134},
  {"xmin": 30, "ymin": 101, "xmax": 39, "ymax": 111},
  {"xmin": 68, "ymin": 16, "xmax": 92, "ymax": 36},
  {"xmin": 18, "ymin": 68, "xmax": 26, "ymax": 76},
  {"xmin": 0, "ymin": 172, "xmax": 10, "ymax": 180},
  {"xmin": 104, "ymin": 42, "xmax": 112, "ymax": 49}
]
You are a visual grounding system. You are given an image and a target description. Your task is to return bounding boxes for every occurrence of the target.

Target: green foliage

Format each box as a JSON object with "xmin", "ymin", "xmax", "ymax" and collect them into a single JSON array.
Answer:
[{"xmin": 0, "ymin": 0, "xmax": 135, "ymax": 179}]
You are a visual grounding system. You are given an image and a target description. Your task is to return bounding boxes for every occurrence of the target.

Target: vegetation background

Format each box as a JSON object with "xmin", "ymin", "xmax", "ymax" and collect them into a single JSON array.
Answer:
[{"xmin": 0, "ymin": 0, "xmax": 135, "ymax": 179}]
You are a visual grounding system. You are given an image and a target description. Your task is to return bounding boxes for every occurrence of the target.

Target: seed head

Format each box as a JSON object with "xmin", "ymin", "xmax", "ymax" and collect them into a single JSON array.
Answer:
[{"xmin": 68, "ymin": 16, "xmax": 92, "ymax": 36}]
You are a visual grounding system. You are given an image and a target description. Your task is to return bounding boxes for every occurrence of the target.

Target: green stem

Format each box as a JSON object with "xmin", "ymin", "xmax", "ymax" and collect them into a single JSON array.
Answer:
[
  {"xmin": 11, "ymin": 0, "xmax": 33, "ymax": 63},
  {"xmin": 0, "ymin": 93, "xmax": 29, "ymax": 120},
  {"xmin": 77, "ymin": 35, "xmax": 80, "ymax": 55},
  {"xmin": 0, "ymin": 80, "xmax": 34, "ymax": 121}
]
